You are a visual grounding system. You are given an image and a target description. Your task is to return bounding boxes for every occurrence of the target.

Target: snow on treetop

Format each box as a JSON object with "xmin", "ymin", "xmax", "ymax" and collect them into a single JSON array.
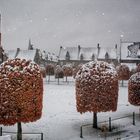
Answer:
[
  {"xmin": 116, "ymin": 64, "xmax": 129, "ymax": 71},
  {"xmin": 75, "ymin": 61, "xmax": 117, "ymax": 81},
  {"xmin": 55, "ymin": 65, "xmax": 63, "ymax": 73},
  {"xmin": 0, "ymin": 58, "xmax": 41, "ymax": 78},
  {"xmin": 129, "ymin": 72, "xmax": 140, "ymax": 83}
]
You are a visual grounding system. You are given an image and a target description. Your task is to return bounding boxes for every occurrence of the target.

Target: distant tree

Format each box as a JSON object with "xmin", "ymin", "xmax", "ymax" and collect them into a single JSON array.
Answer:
[
  {"xmin": 40, "ymin": 65, "xmax": 46, "ymax": 78},
  {"xmin": 62, "ymin": 64, "xmax": 73, "ymax": 82},
  {"xmin": 0, "ymin": 58, "xmax": 43, "ymax": 140},
  {"xmin": 46, "ymin": 64, "xmax": 55, "ymax": 75},
  {"xmin": 55, "ymin": 65, "xmax": 64, "ymax": 79},
  {"xmin": 116, "ymin": 64, "xmax": 130, "ymax": 80},
  {"xmin": 128, "ymin": 72, "xmax": 140, "ymax": 106}
]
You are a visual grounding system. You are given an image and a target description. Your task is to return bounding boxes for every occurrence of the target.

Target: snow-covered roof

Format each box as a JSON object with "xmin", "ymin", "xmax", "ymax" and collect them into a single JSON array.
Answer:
[
  {"xmin": 59, "ymin": 47, "xmax": 78, "ymax": 60},
  {"xmin": 5, "ymin": 50, "xmax": 17, "ymax": 59},
  {"xmin": 16, "ymin": 50, "xmax": 36, "ymax": 61},
  {"xmin": 98, "ymin": 47, "xmax": 117, "ymax": 59},
  {"xmin": 79, "ymin": 47, "xmax": 97, "ymax": 60},
  {"xmin": 59, "ymin": 46, "xmax": 118, "ymax": 61}
]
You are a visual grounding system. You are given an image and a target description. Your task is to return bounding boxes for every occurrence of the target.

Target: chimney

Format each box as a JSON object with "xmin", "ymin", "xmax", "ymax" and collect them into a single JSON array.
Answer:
[
  {"xmin": 58, "ymin": 46, "xmax": 63, "ymax": 58},
  {"xmin": 28, "ymin": 39, "xmax": 33, "ymax": 50},
  {"xmin": 78, "ymin": 45, "xmax": 81, "ymax": 59},
  {"xmin": 15, "ymin": 48, "xmax": 20, "ymax": 58},
  {"xmin": 97, "ymin": 43, "xmax": 100, "ymax": 58}
]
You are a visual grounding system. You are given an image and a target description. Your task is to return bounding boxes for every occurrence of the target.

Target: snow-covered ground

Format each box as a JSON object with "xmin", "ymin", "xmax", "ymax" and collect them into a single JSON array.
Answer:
[{"xmin": 0, "ymin": 76, "xmax": 140, "ymax": 140}]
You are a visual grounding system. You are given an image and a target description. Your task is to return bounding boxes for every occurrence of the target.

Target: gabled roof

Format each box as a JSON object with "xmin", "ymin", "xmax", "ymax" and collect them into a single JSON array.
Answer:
[
  {"xmin": 98, "ymin": 47, "xmax": 117, "ymax": 59},
  {"xmin": 59, "ymin": 46, "xmax": 117, "ymax": 61},
  {"xmin": 79, "ymin": 47, "xmax": 97, "ymax": 60},
  {"xmin": 59, "ymin": 47, "xmax": 79, "ymax": 60},
  {"xmin": 5, "ymin": 50, "xmax": 17, "ymax": 59},
  {"xmin": 16, "ymin": 50, "xmax": 36, "ymax": 61}
]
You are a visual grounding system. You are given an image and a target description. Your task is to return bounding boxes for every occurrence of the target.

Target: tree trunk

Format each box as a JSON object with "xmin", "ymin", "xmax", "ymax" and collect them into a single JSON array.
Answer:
[
  {"xmin": 17, "ymin": 122, "xmax": 22, "ymax": 140},
  {"xmin": 93, "ymin": 112, "xmax": 98, "ymax": 128},
  {"xmin": 121, "ymin": 80, "xmax": 124, "ymax": 87}
]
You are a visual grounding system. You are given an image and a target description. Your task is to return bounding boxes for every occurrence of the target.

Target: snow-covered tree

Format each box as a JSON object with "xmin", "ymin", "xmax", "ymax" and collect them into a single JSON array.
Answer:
[
  {"xmin": 40, "ymin": 65, "xmax": 46, "ymax": 78},
  {"xmin": 62, "ymin": 64, "xmax": 73, "ymax": 82},
  {"xmin": 46, "ymin": 64, "xmax": 55, "ymax": 75},
  {"xmin": 128, "ymin": 72, "xmax": 140, "ymax": 106},
  {"xmin": 55, "ymin": 65, "xmax": 64, "ymax": 79},
  {"xmin": 75, "ymin": 61, "xmax": 118, "ymax": 128},
  {"xmin": 116, "ymin": 64, "xmax": 130, "ymax": 80},
  {"xmin": 0, "ymin": 58, "xmax": 43, "ymax": 140}
]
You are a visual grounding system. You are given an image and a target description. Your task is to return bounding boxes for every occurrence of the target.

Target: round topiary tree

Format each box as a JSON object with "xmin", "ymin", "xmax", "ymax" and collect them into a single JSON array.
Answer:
[
  {"xmin": 55, "ymin": 65, "xmax": 64, "ymax": 78},
  {"xmin": 128, "ymin": 72, "xmax": 140, "ymax": 106},
  {"xmin": 0, "ymin": 58, "xmax": 43, "ymax": 140},
  {"xmin": 116, "ymin": 64, "xmax": 130, "ymax": 86},
  {"xmin": 62, "ymin": 64, "xmax": 73, "ymax": 82},
  {"xmin": 46, "ymin": 64, "xmax": 55, "ymax": 75},
  {"xmin": 55, "ymin": 65, "xmax": 64, "ymax": 84},
  {"xmin": 46, "ymin": 64, "xmax": 55, "ymax": 82},
  {"xmin": 116, "ymin": 64, "xmax": 130, "ymax": 80},
  {"xmin": 75, "ymin": 61, "xmax": 118, "ymax": 128}
]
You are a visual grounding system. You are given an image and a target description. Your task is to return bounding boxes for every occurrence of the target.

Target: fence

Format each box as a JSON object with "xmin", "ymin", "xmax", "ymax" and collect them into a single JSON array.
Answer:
[
  {"xmin": 80, "ymin": 112, "xmax": 139, "ymax": 139},
  {"xmin": 0, "ymin": 127, "xmax": 43, "ymax": 140},
  {"xmin": 45, "ymin": 75, "xmax": 75, "ymax": 85}
]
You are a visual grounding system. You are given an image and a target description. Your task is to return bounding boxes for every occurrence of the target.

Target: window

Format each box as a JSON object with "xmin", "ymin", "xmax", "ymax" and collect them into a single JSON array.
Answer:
[
  {"xmin": 92, "ymin": 54, "xmax": 95, "ymax": 60},
  {"xmin": 65, "ymin": 51, "xmax": 70, "ymax": 60},
  {"xmin": 80, "ymin": 54, "xmax": 84, "ymax": 60},
  {"xmin": 105, "ymin": 52, "xmax": 109, "ymax": 59}
]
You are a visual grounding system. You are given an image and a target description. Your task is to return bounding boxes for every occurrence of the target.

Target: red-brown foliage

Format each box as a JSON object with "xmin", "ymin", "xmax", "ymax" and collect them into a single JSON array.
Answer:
[
  {"xmin": 128, "ymin": 72, "xmax": 140, "ymax": 106},
  {"xmin": 62, "ymin": 65, "xmax": 73, "ymax": 77},
  {"xmin": 75, "ymin": 61, "xmax": 118, "ymax": 113},
  {"xmin": 0, "ymin": 58, "xmax": 43, "ymax": 125},
  {"xmin": 46, "ymin": 64, "xmax": 55, "ymax": 75},
  {"xmin": 116, "ymin": 64, "xmax": 130, "ymax": 80}
]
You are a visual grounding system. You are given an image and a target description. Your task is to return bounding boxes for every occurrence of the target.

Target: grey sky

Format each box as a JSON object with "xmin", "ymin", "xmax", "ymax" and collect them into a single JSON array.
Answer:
[{"xmin": 0, "ymin": 0, "xmax": 140, "ymax": 54}]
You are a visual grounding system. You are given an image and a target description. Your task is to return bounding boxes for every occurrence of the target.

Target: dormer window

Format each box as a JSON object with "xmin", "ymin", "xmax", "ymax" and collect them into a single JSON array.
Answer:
[
  {"xmin": 65, "ymin": 51, "xmax": 70, "ymax": 60},
  {"xmin": 105, "ymin": 52, "xmax": 109, "ymax": 59},
  {"xmin": 91, "ymin": 54, "xmax": 95, "ymax": 60},
  {"xmin": 80, "ymin": 54, "xmax": 84, "ymax": 60}
]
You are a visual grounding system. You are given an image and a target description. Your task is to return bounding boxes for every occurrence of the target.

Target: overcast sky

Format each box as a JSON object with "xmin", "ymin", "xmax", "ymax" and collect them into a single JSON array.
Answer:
[{"xmin": 0, "ymin": 0, "xmax": 140, "ymax": 54}]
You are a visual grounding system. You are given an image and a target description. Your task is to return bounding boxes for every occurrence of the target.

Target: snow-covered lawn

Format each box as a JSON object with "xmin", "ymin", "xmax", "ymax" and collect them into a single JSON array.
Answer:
[{"xmin": 0, "ymin": 77, "xmax": 140, "ymax": 140}]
